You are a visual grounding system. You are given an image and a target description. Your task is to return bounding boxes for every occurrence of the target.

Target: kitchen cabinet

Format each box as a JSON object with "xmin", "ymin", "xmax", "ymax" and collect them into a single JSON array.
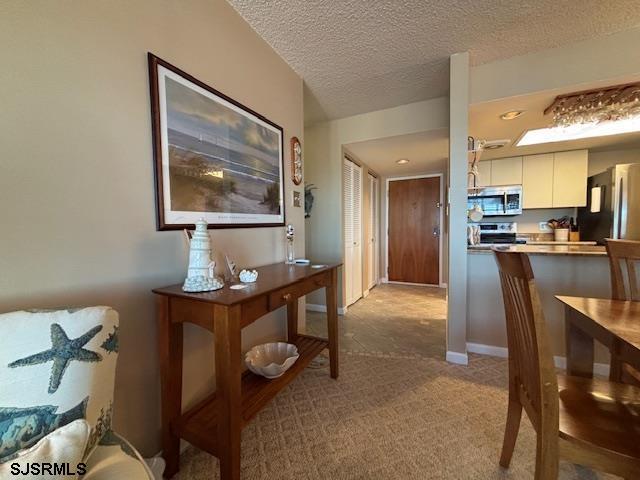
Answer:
[
  {"xmin": 476, "ymin": 161, "xmax": 492, "ymax": 187},
  {"xmin": 490, "ymin": 156, "xmax": 522, "ymax": 185},
  {"xmin": 552, "ymin": 150, "xmax": 588, "ymax": 207},
  {"xmin": 523, "ymin": 154, "xmax": 554, "ymax": 208},
  {"xmin": 477, "ymin": 149, "xmax": 588, "ymax": 208}
]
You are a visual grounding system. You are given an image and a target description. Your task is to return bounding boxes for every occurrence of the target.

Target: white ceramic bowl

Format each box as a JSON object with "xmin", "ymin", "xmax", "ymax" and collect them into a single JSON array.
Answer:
[{"xmin": 245, "ymin": 342, "xmax": 299, "ymax": 379}]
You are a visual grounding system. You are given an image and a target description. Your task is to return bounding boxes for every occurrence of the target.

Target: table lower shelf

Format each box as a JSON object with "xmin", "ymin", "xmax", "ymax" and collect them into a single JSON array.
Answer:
[{"xmin": 174, "ymin": 334, "xmax": 329, "ymax": 457}]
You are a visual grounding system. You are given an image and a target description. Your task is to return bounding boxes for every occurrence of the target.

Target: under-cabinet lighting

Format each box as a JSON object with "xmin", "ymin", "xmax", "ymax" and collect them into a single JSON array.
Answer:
[{"xmin": 517, "ymin": 116, "xmax": 640, "ymax": 146}]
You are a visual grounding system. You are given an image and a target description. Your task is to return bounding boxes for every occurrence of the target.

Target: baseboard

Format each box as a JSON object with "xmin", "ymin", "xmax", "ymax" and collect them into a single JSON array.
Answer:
[
  {"xmin": 381, "ymin": 277, "xmax": 389, "ymax": 283},
  {"xmin": 306, "ymin": 304, "xmax": 347, "ymax": 315},
  {"xmin": 363, "ymin": 289, "xmax": 370, "ymax": 298},
  {"xmin": 446, "ymin": 350, "xmax": 469, "ymax": 365},
  {"xmin": 466, "ymin": 342, "xmax": 611, "ymax": 377}
]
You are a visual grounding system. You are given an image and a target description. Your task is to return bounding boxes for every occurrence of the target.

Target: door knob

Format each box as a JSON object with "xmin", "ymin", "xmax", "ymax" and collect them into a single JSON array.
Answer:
[{"xmin": 433, "ymin": 227, "xmax": 440, "ymax": 237}]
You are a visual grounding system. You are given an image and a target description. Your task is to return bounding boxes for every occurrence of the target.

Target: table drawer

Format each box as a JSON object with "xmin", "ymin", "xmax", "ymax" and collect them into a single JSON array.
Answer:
[{"xmin": 269, "ymin": 271, "xmax": 331, "ymax": 310}]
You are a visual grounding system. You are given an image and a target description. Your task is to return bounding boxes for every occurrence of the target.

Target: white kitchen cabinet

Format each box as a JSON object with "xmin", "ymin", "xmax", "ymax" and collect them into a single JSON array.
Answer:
[
  {"xmin": 490, "ymin": 156, "xmax": 522, "ymax": 185},
  {"xmin": 476, "ymin": 161, "xmax": 492, "ymax": 187},
  {"xmin": 523, "ymin": 154, "xmax": 554, "ymax": 208},
  {"xmin": 552, "ymin": 150, "xmax": 588, "ymax": 207}
]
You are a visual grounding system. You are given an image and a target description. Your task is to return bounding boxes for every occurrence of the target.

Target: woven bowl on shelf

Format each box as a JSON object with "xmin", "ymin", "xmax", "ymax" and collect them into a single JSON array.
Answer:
[{"xmin": 245, "ymin": 342, "xmax": 299, "ymax": 379}]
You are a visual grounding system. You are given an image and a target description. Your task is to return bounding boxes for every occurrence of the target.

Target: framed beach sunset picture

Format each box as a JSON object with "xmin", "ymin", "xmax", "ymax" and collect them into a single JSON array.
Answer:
[{"xmin": 148, "ymin": 53, "xmax": 285, "ymax": 230}]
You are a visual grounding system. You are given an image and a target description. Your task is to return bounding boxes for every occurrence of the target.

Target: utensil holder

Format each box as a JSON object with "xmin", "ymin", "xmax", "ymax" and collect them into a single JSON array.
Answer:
[{"xmin": 554, "ymin": 228, "xmax": 569, "ymax": 242}]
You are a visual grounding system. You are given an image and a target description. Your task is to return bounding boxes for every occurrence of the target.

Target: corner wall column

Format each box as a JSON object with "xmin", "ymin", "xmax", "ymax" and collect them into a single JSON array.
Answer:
[{"xmin": 446, "ymin": 52, "xmax": 470, "ymax": 365}]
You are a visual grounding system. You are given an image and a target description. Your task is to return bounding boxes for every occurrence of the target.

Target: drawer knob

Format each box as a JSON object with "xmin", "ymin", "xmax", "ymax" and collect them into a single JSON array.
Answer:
[{"xmin": 283, "ymin": 293, "xmax": 293, "ymax": 302}]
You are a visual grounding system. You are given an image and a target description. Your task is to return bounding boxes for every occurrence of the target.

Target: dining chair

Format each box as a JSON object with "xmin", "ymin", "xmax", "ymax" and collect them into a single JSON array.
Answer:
[
  {"xmin": 494, "ymin": 249, "xmax": 640, "ymax": 480},
  {"xmin": 605, "ymin": 239, "xmax": 640, "ymax": 385}
]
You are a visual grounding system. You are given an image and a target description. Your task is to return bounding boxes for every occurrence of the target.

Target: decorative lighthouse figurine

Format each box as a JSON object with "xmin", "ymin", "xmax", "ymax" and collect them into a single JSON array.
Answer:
[
  {"xmin": 182, "ymin": 219, "xmax": 224, "ymax": 292},
  {"xmin": 285, "ymin": 224, "xmax": 295, "ymax": 264}
]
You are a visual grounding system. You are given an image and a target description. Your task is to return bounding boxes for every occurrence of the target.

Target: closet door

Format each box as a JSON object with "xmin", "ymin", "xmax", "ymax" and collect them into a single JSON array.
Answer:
[
  {"xmin": 343, "ymin": 159, "xmax": 354, "ymax": 305},
  {"xmin": 343, "ymin": 158, "xmax": 363, "ymax": 306},
  {"xmin": 368, "ymin": 174, "xmax": 379, "ymax": 289},
  {"xmin": 351, "ymin": 163, "xmax": 363, "ymax": 302}
]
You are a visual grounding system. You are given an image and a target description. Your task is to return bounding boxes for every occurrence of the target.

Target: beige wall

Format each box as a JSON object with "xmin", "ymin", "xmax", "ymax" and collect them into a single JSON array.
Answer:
[
  {"xmin": 447, "ymin": 52, "xmax": 470, "ymax": 360},
  {"xmin": 0, "ymin": 0, "xmax": 303, "ymax": 455},
  {"xmin": 470, "ymin": 27, "xmax": 640, "ymax": 104},
  {"xmin": 588, "ymin": 148, "xmax": 640, "ymax": 176}
]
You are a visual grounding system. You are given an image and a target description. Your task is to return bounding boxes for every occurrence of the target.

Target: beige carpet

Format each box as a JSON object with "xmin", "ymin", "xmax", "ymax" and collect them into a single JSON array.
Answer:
[
  {"xmin": 177, "ymin": 351, "xmax": 616, "ymax": 479},
  {"xmin": 306, "ymin": 284, "xmax": 447, "ymax": 359}
]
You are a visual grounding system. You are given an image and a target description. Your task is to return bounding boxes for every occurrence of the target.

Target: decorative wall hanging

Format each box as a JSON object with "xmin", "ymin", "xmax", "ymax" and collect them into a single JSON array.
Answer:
[
  {"xmin": 304, "ymin": 184, "xmax": 317, "ymax": 218},
  {"xmin": 545, "ymin": 82, "xmax": 640, "ymax": 127},
  {"xmin": 148, "ymin": 53, "xmax": 285, "ymax": 230},
  {"xmin": 290, "ymin": 137, "xmax": 302, "ymax": 185}
]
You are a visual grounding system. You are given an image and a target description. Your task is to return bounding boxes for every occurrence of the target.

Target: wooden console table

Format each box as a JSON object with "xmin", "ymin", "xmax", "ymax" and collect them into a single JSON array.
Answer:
[{"xmin": 153, "ymin": 262, "xmax": 340, "ymax": 480}]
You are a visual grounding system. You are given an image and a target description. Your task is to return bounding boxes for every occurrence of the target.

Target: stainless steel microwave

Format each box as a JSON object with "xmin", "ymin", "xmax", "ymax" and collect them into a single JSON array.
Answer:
[{"xmin": 467, "ymin": 185, "xmax": 523, "ymax": 216}]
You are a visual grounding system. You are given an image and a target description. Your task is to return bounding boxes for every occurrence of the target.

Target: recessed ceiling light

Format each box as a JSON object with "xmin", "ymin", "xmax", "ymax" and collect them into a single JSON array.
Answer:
[
  {"xmin": 500, "ymin": 110, "xmax": 525, "ymax": 120},
  {"xmin": 516, "ymin": 117, "xmax": 640, "ymax": 146},
  {"xmin": 482, "ymin": 139, "xmax": 511, "ymax": 150},
  {"xmin": 396, "ymin": 158, "xmax": 410, "ymax": 165}
]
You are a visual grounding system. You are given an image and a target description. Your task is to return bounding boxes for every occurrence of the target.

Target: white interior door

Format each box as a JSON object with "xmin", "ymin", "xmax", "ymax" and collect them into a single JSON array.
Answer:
[
  {"xmin": 368, "ymin": 175, "xmax": 379, "ymax": 289},
  {"xmin": 343, "ymin": 158, "xmax": 363, "ymax": 306}
]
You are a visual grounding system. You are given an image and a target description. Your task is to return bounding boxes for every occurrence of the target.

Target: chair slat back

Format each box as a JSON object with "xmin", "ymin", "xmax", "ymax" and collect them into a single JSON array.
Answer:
[
  {"xmin": 605, "ymin": 239, "xmax": 640, "ymax": 301},
  {"xmin": 493, "ymin": 250, "xmax": 559, "ymax": 428}
]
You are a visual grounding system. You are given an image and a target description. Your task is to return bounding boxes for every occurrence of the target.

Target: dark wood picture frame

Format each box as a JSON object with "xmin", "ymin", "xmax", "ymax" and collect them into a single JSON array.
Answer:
[{"xmin": 148, "ymin": 53, "xmax": 286, "ymax": 231}]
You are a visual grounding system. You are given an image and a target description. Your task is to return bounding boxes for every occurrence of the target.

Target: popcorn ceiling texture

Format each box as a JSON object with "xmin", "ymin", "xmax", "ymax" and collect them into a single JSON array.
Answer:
[{"xmin": 226, "ymin": 0, "xmax": 640, "ymax": 124}]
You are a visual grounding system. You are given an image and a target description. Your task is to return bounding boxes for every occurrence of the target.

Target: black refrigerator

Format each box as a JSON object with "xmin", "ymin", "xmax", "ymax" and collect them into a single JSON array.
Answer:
[{"xmin": 578, "ymin": 163, "xmax": 640, "ymax": 245}]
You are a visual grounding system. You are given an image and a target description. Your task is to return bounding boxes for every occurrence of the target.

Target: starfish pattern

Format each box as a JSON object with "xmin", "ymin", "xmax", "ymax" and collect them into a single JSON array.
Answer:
[{"xmin": 8, "ymin": 323, "xmax": 103, "ymax": 393}]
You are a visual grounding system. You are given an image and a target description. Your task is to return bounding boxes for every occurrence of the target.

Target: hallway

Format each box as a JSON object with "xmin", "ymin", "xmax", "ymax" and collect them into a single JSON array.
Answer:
[{"xmin": 306, "ymin": 283, "xmax": 446, "ymax": 358}]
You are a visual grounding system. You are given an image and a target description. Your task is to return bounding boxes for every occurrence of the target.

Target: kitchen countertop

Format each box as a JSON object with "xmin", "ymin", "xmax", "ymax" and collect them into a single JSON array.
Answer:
[
  {"xmin": 468, "ymin": 244, "xmax": 607, "ymax": 256},
  {"xmin": 524, "ymin": 240, "xmax": 597, "ymax": 245}
]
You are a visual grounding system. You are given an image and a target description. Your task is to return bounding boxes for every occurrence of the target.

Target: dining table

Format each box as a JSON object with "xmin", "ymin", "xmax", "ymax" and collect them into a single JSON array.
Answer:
[{"xmin": 557, "ymin": 295, "xmax": 640, "ymax": 381}]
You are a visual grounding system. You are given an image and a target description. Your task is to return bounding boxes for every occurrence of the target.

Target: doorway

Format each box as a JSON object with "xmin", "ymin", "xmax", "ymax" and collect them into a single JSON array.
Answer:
[{"xmin": 386, "ymin": 175, "xmax": 442, "ymax": 285}]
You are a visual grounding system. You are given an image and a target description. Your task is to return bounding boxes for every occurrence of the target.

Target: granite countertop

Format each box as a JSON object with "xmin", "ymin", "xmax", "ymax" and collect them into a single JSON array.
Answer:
[{"xmin": 468, "ymin": 244, "xmax": 607, "ymax": 256}]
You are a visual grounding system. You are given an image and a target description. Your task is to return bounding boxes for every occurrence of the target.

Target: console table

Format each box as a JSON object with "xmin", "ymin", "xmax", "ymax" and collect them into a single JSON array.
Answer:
[{"xmin": 153, "ymin": 262, "xmax": 340, "ymax": 480}]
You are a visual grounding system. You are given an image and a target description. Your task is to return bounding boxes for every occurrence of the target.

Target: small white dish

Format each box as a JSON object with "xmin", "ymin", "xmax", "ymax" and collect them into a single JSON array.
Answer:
[
  {"xmin": 230, "ymin": 284, "xmax": 247, "ymax": 290},
  {"xmin": 245, "ymin": 342, "xmax": 299, "ymax": 379},
  {"xmin": 311, "ymin": 264, "xmax": 327, "ymax": 269},
  {"xmin": 239, "ymin": 269, "xmax": 258, "ymax": 283}
]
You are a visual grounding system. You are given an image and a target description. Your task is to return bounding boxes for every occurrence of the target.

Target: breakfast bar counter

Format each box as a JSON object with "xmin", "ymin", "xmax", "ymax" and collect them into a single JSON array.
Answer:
[
  {"xmin": 467, "ymin": 247, "xmax": 611, "ymax": 365},
  {"xmin": 467, "ymin": 244, "xmax": 607, "ymax": 256}
]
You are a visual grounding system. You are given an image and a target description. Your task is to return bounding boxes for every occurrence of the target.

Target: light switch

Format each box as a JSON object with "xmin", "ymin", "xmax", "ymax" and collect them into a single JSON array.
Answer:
[{"xmin": 292, "ymin": 190, "xmax": 302, "ymax": 207}]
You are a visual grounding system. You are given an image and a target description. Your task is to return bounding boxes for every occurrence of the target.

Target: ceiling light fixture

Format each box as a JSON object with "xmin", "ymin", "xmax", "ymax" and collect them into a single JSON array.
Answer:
[
  {"xmin": 500, "ymin": 110, "xmax": 525, "ymax": 120},
  {"xmin": 517, "ymin": 116, "xmax": 640, "ymax": 146},
  {"xmin": 396, "ymin": 158, "xmax": 409, "ymax": 165},
  {"xmin": 482, "ymin": 139, "xmax": 511, "ymax": 150}
]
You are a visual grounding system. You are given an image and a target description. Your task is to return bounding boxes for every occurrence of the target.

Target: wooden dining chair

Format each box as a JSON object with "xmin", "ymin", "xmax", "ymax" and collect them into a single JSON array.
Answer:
[
  {"xmin": 605, "ymin": 239, "xmax": 640, "ymax": 385},
  {"xmin": 494, "ymin": 249, "xmax": 640, "ymax": 480}
]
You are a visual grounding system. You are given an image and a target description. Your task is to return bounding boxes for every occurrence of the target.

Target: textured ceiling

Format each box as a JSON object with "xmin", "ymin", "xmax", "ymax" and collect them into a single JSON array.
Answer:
[
  {"xmin": 345, "ymin": 129, "xmax": 449, "ymax": 177},
  {"xmin": 470, "ymin": 75, "xmax": 640, "ymax": 161},
  {"xmin": 227, "ymin": 0, "xmax": 640, "ymax": 125}
]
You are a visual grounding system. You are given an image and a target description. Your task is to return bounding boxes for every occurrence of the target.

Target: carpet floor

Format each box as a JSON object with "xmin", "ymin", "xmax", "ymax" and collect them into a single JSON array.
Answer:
[{"xmin": 177, "ymin": 351, "xmax": 616, "ymax": 479}]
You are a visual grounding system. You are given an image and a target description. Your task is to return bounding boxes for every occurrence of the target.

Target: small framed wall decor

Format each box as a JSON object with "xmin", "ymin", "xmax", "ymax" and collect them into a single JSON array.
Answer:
[
  {"xmin": 290, "ymin": 137, "xmax": 302, "ymax": 185},
  {"xmin": 148, "ymin": 53, "xmax": 285, "ymax": 230}
]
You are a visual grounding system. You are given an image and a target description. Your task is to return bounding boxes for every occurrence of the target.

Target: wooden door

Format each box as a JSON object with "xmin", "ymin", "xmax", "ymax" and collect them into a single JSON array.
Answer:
[
  {"xmin": 368, "ymin": 174, "xmax": 379, "ymax": 289},
  {"xmin": 388, "ymin": 177, "xmax": 440, "ymax": 284},
  {"xmin": 343, "ymin": 159, "xmax": 363, "ymax": 306}
]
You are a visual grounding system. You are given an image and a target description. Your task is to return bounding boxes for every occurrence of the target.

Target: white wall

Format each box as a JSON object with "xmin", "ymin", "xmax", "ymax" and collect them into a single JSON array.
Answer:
[{"xmin": 0, "ymin": 0, "xmax": 303, "ymax": 455}]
